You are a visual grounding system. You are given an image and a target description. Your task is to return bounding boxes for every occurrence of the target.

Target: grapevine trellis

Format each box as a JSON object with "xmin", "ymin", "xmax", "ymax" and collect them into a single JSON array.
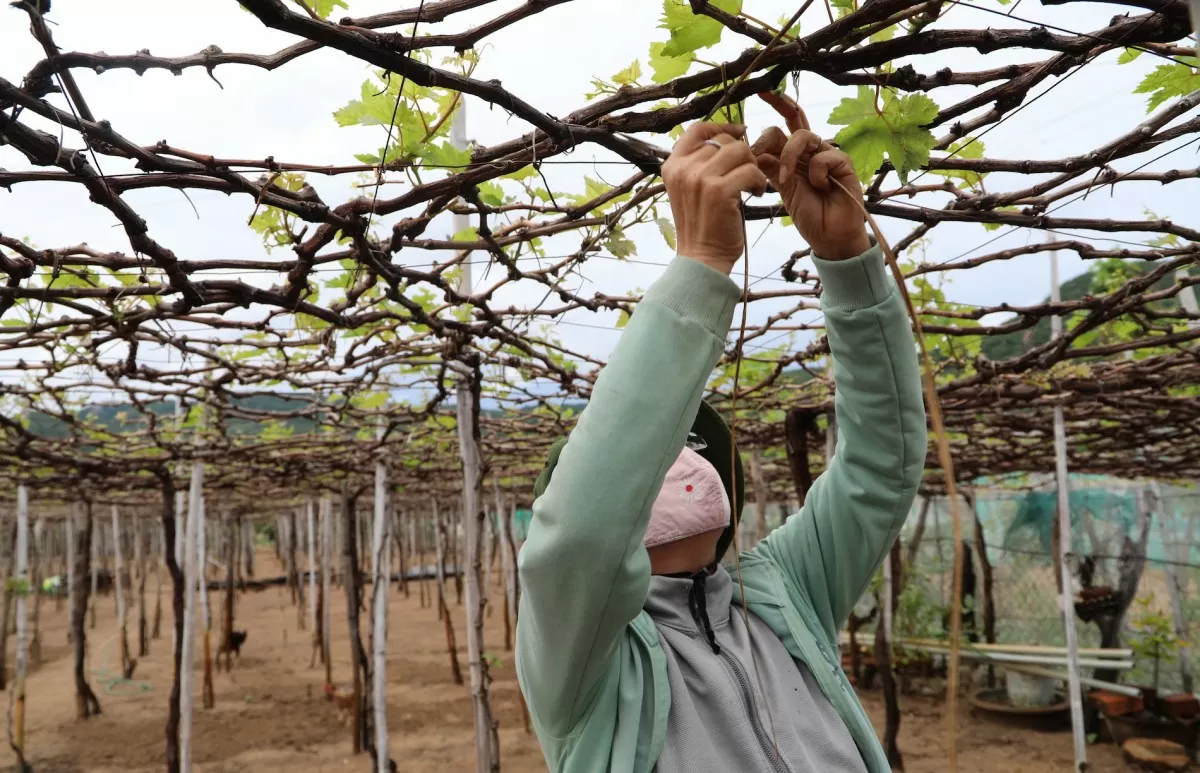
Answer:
[{"xmin": 0, "ymin": 0, "xmax": 1198, "ymax": 770}]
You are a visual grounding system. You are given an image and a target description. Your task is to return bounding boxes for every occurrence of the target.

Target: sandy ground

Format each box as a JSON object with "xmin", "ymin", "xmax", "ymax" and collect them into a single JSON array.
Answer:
[{"xmin": 0, "ymin": 550, "xmax": 1130, "ymax": 773}]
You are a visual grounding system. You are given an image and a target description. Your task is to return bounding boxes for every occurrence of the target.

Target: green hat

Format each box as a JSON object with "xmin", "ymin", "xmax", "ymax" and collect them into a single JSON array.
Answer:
[{"xmin": 533, "ymin": 400, "xmax": 746, "ymax": 563}]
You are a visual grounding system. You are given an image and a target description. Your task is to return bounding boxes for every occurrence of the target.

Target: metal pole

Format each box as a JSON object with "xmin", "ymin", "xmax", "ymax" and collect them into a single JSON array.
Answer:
[{"xmin": 1050, "ymin": 242, "xmax": 1087, "ymax": 772}]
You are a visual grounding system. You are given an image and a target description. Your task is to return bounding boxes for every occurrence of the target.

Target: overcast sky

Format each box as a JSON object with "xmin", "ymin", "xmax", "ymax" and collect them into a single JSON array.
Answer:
[{"xmin": 1, "ymin": 0, "xmax": 1195, "ymax": 400}]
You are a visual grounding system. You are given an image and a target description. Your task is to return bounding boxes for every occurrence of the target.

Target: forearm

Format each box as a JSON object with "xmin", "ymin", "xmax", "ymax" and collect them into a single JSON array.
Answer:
[{"xmin": 756, "ymin": 244, "xmax": 926, "ymax": 641}]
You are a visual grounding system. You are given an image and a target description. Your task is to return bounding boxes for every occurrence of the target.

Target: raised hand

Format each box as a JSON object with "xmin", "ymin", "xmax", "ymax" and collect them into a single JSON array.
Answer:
[
  {"xmin": 752, "ymin": 93, "xmax": 871, "ymax": 261},
  {"xmin": 661, "ymin": 122, "xmax": 769, "ymax": 276}
]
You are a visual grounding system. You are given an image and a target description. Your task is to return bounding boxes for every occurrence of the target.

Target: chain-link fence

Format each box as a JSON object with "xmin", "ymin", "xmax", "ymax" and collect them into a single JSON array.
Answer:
[{"xmin": 896, "ymin": 477, "xmax": 1200, "ymax": 694}]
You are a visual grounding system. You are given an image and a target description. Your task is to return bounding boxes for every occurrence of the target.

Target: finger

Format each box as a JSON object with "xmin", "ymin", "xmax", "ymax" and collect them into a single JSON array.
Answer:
[
  {"xmin": 749, "ymin": 126, "xmax": 787, "ymax": 161},
  {"xmin": 757, "ymin": 91, "xmax": 810, "ymax": 133},
  {"xmin": 778, "ymin": 130, "xmax": 825, "ymax": 186},
  {"xmin": 703, "ymin": 139, "xmax": 757, "ymax": 177},
  {"xmin": 807, "ymin": 148, "xmax": 861, "ymax": 195},
  {"xmin": 722, "ymin": 162, "xmax": 769, "ymax": 198},
  {"xmin": 673, "ymin": 122, "xmax": 747, "ymax": 156},
  {"xmin": 755, "ymin": 153, "xmax": 782, "ymax": 184}
]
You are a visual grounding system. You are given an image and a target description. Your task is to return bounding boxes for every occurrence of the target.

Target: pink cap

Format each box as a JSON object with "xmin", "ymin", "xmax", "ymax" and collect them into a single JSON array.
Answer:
[{"xmin": 644, "ymin": 447, "xmax": 731, "ymax": 549}]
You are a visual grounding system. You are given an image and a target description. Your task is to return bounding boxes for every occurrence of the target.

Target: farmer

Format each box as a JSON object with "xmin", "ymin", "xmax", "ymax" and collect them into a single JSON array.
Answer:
[{"xmin": 516, "ymin": 116, "xmax": 926, "ymax": 773}]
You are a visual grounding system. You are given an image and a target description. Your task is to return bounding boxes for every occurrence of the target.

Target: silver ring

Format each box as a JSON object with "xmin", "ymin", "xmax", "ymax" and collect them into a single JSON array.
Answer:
[{"xmin": 702, "ymin": 139, "xmax": 724, "ymax": 150}]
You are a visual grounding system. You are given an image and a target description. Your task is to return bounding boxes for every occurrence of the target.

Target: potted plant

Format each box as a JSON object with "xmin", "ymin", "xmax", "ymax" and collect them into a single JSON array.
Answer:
[
  {"xmin": 1102, "ymin": 594, "xmax": 1199, "ymax": 750},
  {"xmin": 1127, "ymin": 594, "xmax": 1182, "ymax": 716}
]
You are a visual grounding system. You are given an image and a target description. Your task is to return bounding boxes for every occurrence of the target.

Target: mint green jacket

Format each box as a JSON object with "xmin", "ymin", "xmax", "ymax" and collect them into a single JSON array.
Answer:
[{"xmin": 516, "ymin": 247, "xmax": 926, "ymax": 773}]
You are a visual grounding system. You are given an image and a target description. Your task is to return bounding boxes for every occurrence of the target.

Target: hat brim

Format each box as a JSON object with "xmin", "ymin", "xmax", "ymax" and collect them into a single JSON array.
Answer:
[{"xmin": 533, "ymin": 400, "xmax": 745, "ymax": 562}]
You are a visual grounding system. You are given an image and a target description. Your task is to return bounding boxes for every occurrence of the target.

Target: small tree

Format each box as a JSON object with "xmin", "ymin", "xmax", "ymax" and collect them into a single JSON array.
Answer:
[{"xmin": 1128, "ymin": 594, "xmax": 1182, "ymax": 694}]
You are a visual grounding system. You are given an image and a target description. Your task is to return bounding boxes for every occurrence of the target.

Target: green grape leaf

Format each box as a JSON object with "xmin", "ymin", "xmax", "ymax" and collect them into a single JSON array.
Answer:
[
  {"xmin": 612, "ymin": 59, "xmax": 642, "ymax": 86},
  {"xmin": 1117, "ymin": 47, "xmax": 1143, "ymax": 64},
  {"xmin": 931, "ymin": 137, "xmax": 986, "ymax": 190},
  {"xmin": 605, "ymin": 229, "xmax": 637, "ymax": 259},
  {"xmin": 656, "ymin": 217, "xmax": 677, "ymax": 251},
  {"xmin": 334, "ymin": 80, "xmax": 401, "ymax": 127},
  {"xmin": 1133, "ymin": 59, "xmax": 1200, "ymax": 113},
  {"xmin": 649, "ymin": 42, "xmax": 692, "ymax": 83},
  {"xmin": 659, "ymin": 0, "xmax": 741, "ymax": 58},
  {"xmin": 616, "ymin": 309, "xmax": 631, "ymax": 329},
  {"xmin": 981, "ymin": 206, "xmax": 1019, "ymax": 231},
  {"xmin": 419, "ymin": 141, "xmax": 471, "ymax": 170},
  {"xmin": 477, "ymin": 180, "xmax": 507, "ymax": 207},
  {"xmin": 829, "ymin": 86, "xmax": 939, "ymax": 182},
  {"xmin": 503, "ymin": 165, "xmax": 539, "ymax": 181},
  {"xmin": 452, "ymin": 227, "xmax": 479, "ymax": 243},
  {"xmin": 301, "ymin": 0, "xmax": 348, "ymax": 18}
]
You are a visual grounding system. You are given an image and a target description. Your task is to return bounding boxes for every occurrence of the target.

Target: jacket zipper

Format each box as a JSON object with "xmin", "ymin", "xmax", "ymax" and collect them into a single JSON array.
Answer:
[{"xmin": 717, "ymin": 644, "xmax": 790, "ymax": 773}]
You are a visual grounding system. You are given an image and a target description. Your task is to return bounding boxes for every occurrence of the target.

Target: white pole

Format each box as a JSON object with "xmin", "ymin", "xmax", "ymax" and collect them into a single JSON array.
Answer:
[
  {"xmin": 307, "ymin": 501, "xmax": 318, "ymax": 633},
  {"xmin": 66, "ymin": 505, "xmax": 75, "ymax": 643},
  {"xmin": 372, "ymin": 421, "xmax": 391, "ymax": 773},
  {"xmin": 198, "ymin": 498, "xmax": 209, "ymax": 634},
  {"xmin": 321, "ymin": 497, "xmax": 333, "ymax": 675},
  {"xmin": 1050, "ymin": 242, "xmax": 1087, "ymax": 772},
  {"xmin": 112, "ymin": 505, "xmax": 127, "ymax": 663},
  {"xmin": 180, "ymin": 461, "xmax": 203, "ymax": 773},
  {"xmin": 13, "ymin": 485, "xmax": 30, "ymax": 757}
]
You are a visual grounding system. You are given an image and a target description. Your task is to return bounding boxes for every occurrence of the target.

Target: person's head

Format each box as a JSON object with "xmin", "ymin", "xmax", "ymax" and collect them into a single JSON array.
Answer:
[
  {"xmin": 534, "ymin": 401, "xmax": 745, "ymax": 576},
  {"xmin": 643, "ymin": 446, "xmax": 730, "ymax": 575}
]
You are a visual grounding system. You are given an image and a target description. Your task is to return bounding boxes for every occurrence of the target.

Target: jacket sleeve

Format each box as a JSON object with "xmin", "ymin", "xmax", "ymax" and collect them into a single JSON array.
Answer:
[
  {"xmin": 516, "ymin": 256, "xmax": 739, "ymax": 738},
  {"xmin": 752, "ymin": 244, "xmax": 926, "ymax": 643}
]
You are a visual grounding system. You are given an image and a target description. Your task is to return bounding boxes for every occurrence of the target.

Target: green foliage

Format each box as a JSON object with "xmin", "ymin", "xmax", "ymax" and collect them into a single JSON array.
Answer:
[
  {"xmin": 605, "ymin": 228, "xmax": 637, "ymax": 259},
  {"xmin": 5, "ymin": 577, "xmax": 31, "ymax": 596},
  {"xmin": 1117, "ymin": 47, "xmax": 1144, "ymax": 64},
  {"xmin": 828, "ymin": 86, "xmax": 939, "ymax": 183},
  {"xmin": 300, "ymin": 0, "xmax": 347, "ymax": 18},
  {"xmin": 1133, "ymin": 59, "xmax": 1200, "ymax": 113},
  {"xmin": 932, "ymin": 138, "xmax": 987, "ymax": 191},
  {"xmin": 656, "ymin": 217, "xmax": 677, "ymax": 251},
  {"xmin": 249, "ymin": 172, "xmax": 309, "ymax": 251},
  {"xmin": 649, "ymin": 42, "xmax": 692, "ymax": 83},
  {"xmin": 1128, "ymin": 594, "xmax": 1181, "ymax": 690},
  {"xmin": 658, "ymin": 0, "xmax": 741, "ymax": 57}
]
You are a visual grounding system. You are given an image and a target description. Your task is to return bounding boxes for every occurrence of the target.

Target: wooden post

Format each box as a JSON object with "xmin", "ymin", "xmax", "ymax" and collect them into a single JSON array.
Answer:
[
  {"xmin": 433, "ymin": 500, "xmax": 464, "ymax": 684},
  {"xmin": 13, "ymin": 485, "xmax": 30, "ymax": 768},
  {"xmin": 220, "ymin": 515, "xmax": 235, "ymax": 671},
  {"xmin": 456, "ymin": 356, "xmax": 500, "ymax": 773},
  {"xmin": 30, "ymin": 507, "xmax": 43, "ymax": 667},
  {"xmin": 321, "ymin": 497, "xmax": 333, "ymax": 688},
  {"xmin": 136, "ymin": 514, "xmax": 149, "ymax": 656},
  {"xmin": 394, "ymin": 508, "xmax": 408, "ymax": 598},
  {"xmin": 66, "ymin": 509, "xmax": 75, "ymax": 647},
  {"xmin": 506, "ymin": 499, "xmax": 531, "ymax": 733},
  {"xmin": 243, "ymin": 518, "xmax": 255, "ymax": 579},
  {"xmin": 200, "ymin": 500, "xmax": 214, "ymax": 710},
  {"xmin": 71, "ymin": 501, "xmax": 102, "ymax": 719},
  {"xmin": 113, "ymin": 505, "xmax": 135, "ymax": 678},
  {"xmin": 749, "ymin": 450, "xmax": 769, "ymax": 545},
  {"xmin": 371, "ymin": 425, "xmax": 392, "ymax": 773},
  {"xmin": 153, "ymin": 520, "xmax": 163, "ymax": 641},
  {"xmin": 342, "ymin": 488, "xmax": 368, "ymax": 755},
  {"xmin": 89, "ymin": 506, "xmax": 99, "ymax": 630},
  {"xmin": 180, "ymin": 462, "xmax": 203, "ymax": 771},
  {"xmin": 496, "ymin": 489, "xmax": 514, "ymax": 653},
  {"xmin": 307, "ymin": 501, "xmax": 318, "ymax": 634}
]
